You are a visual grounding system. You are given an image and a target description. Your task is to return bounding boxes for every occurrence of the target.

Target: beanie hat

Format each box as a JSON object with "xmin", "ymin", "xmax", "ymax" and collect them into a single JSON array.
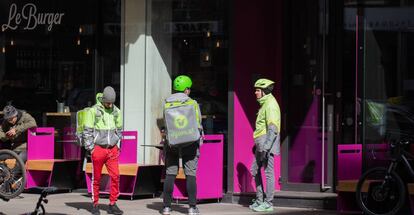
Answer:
[
  {"xmin": 3, "ymin": 105, "xmax": 18, "ymax": 120},
  {"xmin": 102, "ymin": 86, "xmax": 116, "ymax": 103}
]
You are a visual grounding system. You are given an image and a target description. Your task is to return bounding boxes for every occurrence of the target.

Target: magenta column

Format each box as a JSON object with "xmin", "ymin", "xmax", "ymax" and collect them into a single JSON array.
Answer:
[{"xmin": 232, "ymin": 0, "xmax": 283, "ymax": 194}]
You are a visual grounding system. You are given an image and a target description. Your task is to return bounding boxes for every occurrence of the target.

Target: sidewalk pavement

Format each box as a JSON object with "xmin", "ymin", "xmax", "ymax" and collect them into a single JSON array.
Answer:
[{"xmin": 0, "ymin": 192, "xmax": 339, "ymax": 215}]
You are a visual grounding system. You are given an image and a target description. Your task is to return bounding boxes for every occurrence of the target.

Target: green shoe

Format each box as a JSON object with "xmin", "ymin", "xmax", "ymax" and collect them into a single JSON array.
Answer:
[
  {"xmin": 249, "ymin": 199, "xmax": 262, "ymax": 210},
  {"xmin": 252, "ymin": 202, "xmax": 274, "ymax": 212}
]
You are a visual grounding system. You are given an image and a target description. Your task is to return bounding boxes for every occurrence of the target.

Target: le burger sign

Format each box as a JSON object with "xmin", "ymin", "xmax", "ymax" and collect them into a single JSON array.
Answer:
[{"xmin": 2, "ymin": 3, "xmax": 65, "ymax": 31}]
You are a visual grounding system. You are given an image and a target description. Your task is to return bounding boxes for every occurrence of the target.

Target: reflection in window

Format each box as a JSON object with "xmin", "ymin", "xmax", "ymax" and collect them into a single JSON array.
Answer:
[{"xmin": 170, "ymin": 0, "xmax": 229, "ymax": 135}]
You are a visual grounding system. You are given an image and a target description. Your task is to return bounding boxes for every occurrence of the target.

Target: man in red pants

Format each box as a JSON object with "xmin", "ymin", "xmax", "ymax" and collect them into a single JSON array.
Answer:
[{"xmin": 83, "ymin": 86, "xmax": 123, "ymax": 215}]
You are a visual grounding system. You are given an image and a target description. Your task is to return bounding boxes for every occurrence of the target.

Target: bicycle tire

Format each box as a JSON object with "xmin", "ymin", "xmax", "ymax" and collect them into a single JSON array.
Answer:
[
  {"xmin": 0, "ymin": 149, "xmax": 26, "ymax": 200},
  {"xmin": 356, "ymin": 167, "xmax": 406, "ymax": 215}
]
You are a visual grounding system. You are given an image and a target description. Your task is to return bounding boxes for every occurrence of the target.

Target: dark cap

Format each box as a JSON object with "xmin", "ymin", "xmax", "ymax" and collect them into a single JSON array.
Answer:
[{"xmin": 3, "ymin": 105, "xmax": 18, "ymax": 120}]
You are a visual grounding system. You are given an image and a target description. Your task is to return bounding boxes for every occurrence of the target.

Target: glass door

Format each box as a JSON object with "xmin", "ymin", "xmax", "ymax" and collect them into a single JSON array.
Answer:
[
  {"xmin": 342, "ymin": 0, "xmax": 414, "ymax": 171},
  {"xmin": 282, "ymin": 0, "xmax": 334, "ymax": 191}
]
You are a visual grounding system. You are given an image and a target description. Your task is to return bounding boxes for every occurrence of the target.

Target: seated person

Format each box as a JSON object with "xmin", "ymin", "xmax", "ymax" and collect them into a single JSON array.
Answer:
[{"xmin": 0, "ymin": 105, "xmax": 37, "ymax": 163}]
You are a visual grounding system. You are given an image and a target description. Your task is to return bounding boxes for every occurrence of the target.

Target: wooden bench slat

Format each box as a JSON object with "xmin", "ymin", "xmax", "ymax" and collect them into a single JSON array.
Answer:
[
  {"xmin": 2, "ymin": 159, "xmax": 17, "ymax": 168},
  {"xmin": 176, "ymin": 168, "xmax": 185, "ymax": 179},
  {"xmin": 85, "ymin": 163, "xmax": 139, "ymax": 176},
  {"xmin": 26, "ymin": 160, "xmax": 54, "ymax": 171},
  {"xmin": 337, "ymin": 179, "xmax": 405, "ymax": 193}
]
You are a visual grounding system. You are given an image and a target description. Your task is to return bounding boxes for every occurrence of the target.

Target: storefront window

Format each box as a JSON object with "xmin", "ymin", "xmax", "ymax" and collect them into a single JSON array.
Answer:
[
  {"xmin": 0, "ymin": 0, "xmax": 120, "ymax": 122},
  {"xmin": 170, "ymin": 0, "xmax": 229, "ymax": 135},
  {"xmin": 343, "ymin": 0, "xmax": 414, "ymax": 169}
]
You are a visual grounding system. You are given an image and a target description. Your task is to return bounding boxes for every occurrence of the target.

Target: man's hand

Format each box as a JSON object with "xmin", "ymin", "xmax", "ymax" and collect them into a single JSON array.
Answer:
[{"xmin": 6, "ymin": 128, "xmax": 16, "ymax": 138}]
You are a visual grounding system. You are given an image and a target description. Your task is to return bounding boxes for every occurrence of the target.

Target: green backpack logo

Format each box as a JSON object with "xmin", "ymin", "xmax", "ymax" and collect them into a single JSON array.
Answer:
[
  {"xmin": 164, "ymin": 98, "xmax": 201, "ymax": 148},
  {"xmin": 174, "ymin": 115, "xmax": 188, "ymax": 129}
]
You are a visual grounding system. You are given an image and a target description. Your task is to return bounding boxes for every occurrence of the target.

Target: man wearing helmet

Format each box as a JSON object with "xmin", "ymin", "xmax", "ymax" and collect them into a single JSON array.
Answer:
[
  {"xmin": 162, "ymin": 75, "xmax": 203, "ymax": 215},
  {"xmin": 249, "ymin": 78, "xmax": 281, "ymax": 212}
]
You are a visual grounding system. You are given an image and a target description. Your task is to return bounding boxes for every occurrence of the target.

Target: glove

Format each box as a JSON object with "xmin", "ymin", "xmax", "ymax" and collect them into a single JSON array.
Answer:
[{"xmin": 257, "ymin": 150, "xmax": 269, "ymax": 162}]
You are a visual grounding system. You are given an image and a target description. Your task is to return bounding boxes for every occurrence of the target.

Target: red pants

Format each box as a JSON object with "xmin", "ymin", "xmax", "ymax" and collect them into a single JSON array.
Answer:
[{"xmin": 91, "ymin": 145, "xmax": 120, "ymax": 205}]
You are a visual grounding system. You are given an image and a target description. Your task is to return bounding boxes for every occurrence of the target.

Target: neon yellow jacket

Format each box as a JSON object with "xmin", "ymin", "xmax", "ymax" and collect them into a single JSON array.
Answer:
[
  {"xmin": 83, "ymin": 93, "xmax": 123, "ymax": 151},
  {"xmin": 254, "ymin": 94, "xmax": 281, "ymax": 155}
]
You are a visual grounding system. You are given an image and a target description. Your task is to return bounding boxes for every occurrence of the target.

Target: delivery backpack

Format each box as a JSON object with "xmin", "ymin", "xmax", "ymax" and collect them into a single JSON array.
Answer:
[
  {"xmin": 164, "ymin": 98, "xmax": 201, "ymax": 148},
  {"xmin": 75, "ymin": 107, "xmax": 102, "ymax": 147}
]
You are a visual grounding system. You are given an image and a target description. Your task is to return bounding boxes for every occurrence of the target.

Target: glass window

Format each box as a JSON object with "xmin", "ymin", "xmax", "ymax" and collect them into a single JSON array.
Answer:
[
  {"xmin": 0, "ymin": 0, "xmax": 120, "ymax": 123},
  {"xmin": 170, "ymin": 0, "xmax": 229, "ymax": 135},
  {"xmin": 343, "ymin": 0, "xmax": 414, "ymax": 169}
]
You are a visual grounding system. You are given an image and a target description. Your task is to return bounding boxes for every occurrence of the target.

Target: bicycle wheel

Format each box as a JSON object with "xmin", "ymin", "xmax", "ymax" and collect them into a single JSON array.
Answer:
[
  {"xmin": 356, "ymin": 167, "xmax": 406, "ymax": 215},
  {"xmin": 0, "ymin": 149, "xmax": 26, "ymax": 200}
]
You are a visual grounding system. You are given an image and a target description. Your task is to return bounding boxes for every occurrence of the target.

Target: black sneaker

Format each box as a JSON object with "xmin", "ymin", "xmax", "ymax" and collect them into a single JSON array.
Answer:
[
  {"xmin": 108, "ymin": 203, "xmax": 124, "ymax": 215},
  {"xmin": 91, "ymin": 205, "xmax": 100, "ymax": 215}
]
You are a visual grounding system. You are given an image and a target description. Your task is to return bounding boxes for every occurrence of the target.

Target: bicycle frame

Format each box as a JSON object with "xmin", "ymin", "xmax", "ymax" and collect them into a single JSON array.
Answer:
[{"xmin": 387, "ymin": 142, "xmax": 414, "ymax": 178}]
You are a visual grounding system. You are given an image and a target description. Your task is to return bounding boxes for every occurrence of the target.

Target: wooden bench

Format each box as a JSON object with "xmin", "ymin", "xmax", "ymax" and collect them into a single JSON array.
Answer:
[
  {"xmin": 84, "ymin": 131, "xmax": 163, "ymax": 199},
  {"xmin": 85, "ymin": 163, "xmax": 139, "ymax": 176}
]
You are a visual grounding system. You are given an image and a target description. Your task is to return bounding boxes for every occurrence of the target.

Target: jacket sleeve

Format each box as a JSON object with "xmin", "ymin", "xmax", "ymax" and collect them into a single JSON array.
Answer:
[
  {"xmin": 0, "ymin": 125, "xmax": 8, "ymax": 142},
  {"xmin": 83, "ymin": 108, "xmax": 96, "ymax": 151},
  {"xmin": 264, "ymin": 123, "xmax": 278, "ymax": 151},
  {"xmin": 264, "ymin": 107, "xmax": 280, "ymax": 152},
  {"xmin": 115, "ymin": 109, "xmax": 123, "ymax": 148},
  {"xmin": 14, "ymin": 113, "xmax": 37, "ymax": 136}
]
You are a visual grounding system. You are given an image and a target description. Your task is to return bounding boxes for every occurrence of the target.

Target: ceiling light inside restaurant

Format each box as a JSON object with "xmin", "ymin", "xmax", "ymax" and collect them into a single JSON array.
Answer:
[
  {"xmin": 2, "ymin": 47, "xmax": 5, "ymax": 53},
  {"xmin": 10, "ymin": 39, "xmax": 14, "ymax": 46},
  {"xmin": 86, "ymin": 48, "xmax": 90, "ymax": 55},
  {"xmin": 216, "ymin": 40, "xmax": 220, "ymax": 48},
  {"xmin": 79, "ymin": 26, "xmax": 83, "ymax": 34},
  {"xmin": 77, "ymin": 38, "xmax": 81, "ymax": 46},
  {"xmin": 206, "ymin": 31, "xmax": 211, "ymax": 38}
]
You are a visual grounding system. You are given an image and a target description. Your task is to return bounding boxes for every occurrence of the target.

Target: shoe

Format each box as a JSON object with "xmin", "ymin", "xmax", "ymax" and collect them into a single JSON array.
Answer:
[
  {"xmin": 91, "ymin": 205, "xmax": 100, "ymax": 215},
  {"xmin": 249, "ymin": 199, "xmax": 262, "ymax": 210},
  {"xmin": 162, "ymin": 206, "xmax": 172, "ymax": 215},
  {"xmin": 108, "ymin": 203, "xmax": 124, "ymax": 215},
  {"xmin": 252, "ymin": 201, "xmax": 274, "ymax": 212},
  {"xmin": 188, "ymin": 206, "xmax": 200, "ymax": 215}
]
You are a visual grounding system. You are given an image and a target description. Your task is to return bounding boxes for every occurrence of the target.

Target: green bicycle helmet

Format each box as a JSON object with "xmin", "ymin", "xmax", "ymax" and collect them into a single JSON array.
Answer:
[
  {"xmin": 254, "ymin": 78, "xmax": 275, "ymax": 89},
  {"xmin": 173, "ymin": 75, "xmax": 192, "ymax": 92}
]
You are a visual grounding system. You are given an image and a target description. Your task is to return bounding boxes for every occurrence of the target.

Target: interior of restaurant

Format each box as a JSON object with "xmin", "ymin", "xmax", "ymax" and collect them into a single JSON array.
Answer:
[
  {"xmin": 169, "ymin": 0, "xmax": 229, "ymax": 135},
  {"xmin": 0, "ymin": 0, "xmax": 229, "ymax": 163},
  {"xmin": 0, "ymin": 0, "xmax": 121, "ymax": 123}
]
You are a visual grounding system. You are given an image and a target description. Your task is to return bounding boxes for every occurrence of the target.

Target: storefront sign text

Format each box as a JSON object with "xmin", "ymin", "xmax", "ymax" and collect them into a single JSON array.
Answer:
[
  {"xmin": 2, "ymin": 3, "xmax": 65, "ymax": 32},
  {"xmin": 164, "ymin": 21, "xmax": 220, "ymax": 34}
]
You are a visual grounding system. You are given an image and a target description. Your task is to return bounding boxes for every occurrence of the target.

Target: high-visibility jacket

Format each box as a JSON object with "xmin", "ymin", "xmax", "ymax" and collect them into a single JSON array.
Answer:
[
  {"xmin": 83, "ymin": 93, "xmax": 122, "ymax": 151},
  {"xmin": 253, "ymin": 93, "xmax": 281, "ymax": 155}
]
